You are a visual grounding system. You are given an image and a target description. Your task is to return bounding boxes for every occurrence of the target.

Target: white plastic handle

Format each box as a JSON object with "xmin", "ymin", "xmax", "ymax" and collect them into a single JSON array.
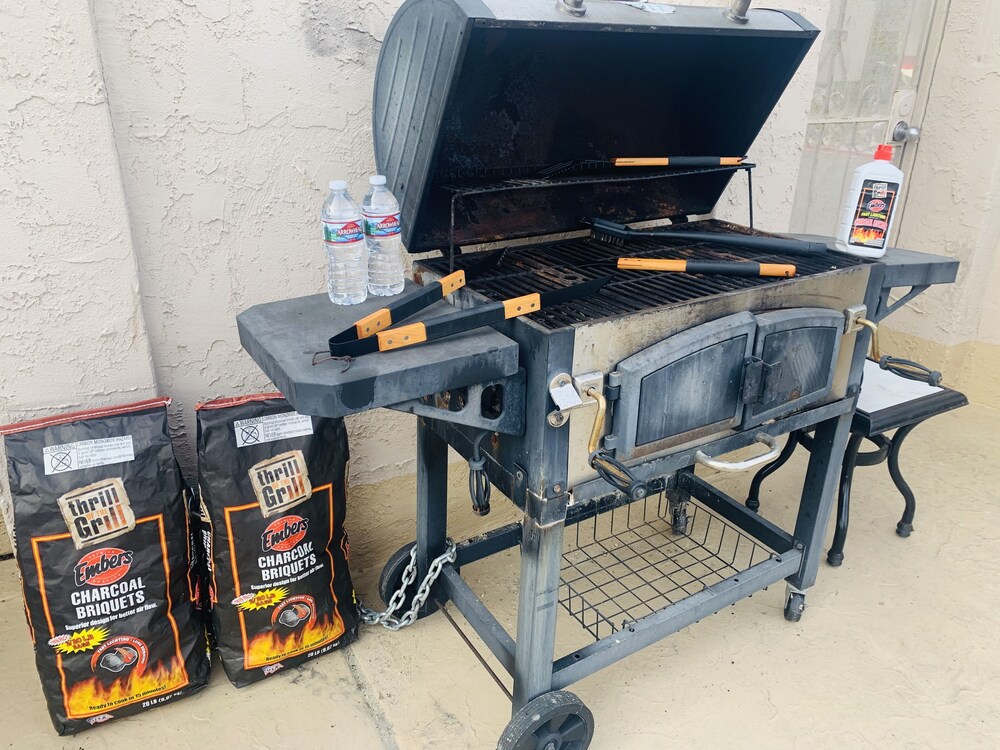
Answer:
[{"xmin": 694, "ymin": 432, "xmax": 781, "ymax": 473}]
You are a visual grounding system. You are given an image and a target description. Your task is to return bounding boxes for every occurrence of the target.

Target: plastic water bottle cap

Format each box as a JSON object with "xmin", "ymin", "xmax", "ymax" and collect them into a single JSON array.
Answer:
[
  {"xmin": 369, "ymin": 175, "xmax": 387, "ymax": 186},
  {"xmin": 329, "ymin": 179, "xmax": 348, "ymax": 190}
]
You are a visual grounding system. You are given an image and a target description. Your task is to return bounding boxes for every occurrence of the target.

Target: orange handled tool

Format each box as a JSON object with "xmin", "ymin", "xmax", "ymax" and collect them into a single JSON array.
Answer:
[
  {"xmin": 612, "ymin": 156, "xmax": 745, "ymax": 168},
  {"xmin": 617, "ymin": 257, "xmax": 796, "ymax": 278}
]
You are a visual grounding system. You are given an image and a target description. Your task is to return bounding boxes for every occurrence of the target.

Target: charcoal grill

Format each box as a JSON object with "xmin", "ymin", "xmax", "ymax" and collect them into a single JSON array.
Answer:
[{"xmin": 237, "ymin": 1, "xmax": 958, "ymax": 746}]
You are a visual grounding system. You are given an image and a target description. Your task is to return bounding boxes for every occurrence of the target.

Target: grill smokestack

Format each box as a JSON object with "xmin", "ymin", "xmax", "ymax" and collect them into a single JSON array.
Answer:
[{"xmin": 724, "ymin": 0, "xmax": 751, "ymax": 24}]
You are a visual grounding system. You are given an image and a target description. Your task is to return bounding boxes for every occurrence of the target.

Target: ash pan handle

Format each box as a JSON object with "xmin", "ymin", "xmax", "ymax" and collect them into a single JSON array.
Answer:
[{"xmin": 695, "ymin": 432, "xmax": 780, "ymax": 472}]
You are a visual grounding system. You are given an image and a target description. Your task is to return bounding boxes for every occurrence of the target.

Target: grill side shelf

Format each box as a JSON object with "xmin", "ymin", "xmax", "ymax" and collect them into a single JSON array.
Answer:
[{"xmin": 236, "ymin": 284, "xmax": 520, "ymax": 418}]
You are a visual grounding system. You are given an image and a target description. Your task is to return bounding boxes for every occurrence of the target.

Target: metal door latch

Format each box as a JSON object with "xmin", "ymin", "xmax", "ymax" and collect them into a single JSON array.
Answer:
[{"xmin": 547, "ymin": 371, "xmax": 603, "ymax": 427}]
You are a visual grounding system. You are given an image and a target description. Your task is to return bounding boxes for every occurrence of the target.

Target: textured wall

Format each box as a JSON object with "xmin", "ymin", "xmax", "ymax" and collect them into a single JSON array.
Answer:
[
  {"xmin": 0, "ymin": 0, "xmax": 156, "ymax": 424},
  {"xmin": 87, "ymin": 0, "xmax": 830, "ymax": 482},
  {"xmin": 893, "ymin": 0, "xmax": 1000, "ymax": 347},
  {"xmin": 89, "ymin": 0, "xmax": 415, "ymax": 482},
  {"xmin": 0, "ymin": 0, "xmax": 158, "ymax": 552},
  {"xmin": 878, "ymin": 0, "xmax": 1000, "ymax": 403}
]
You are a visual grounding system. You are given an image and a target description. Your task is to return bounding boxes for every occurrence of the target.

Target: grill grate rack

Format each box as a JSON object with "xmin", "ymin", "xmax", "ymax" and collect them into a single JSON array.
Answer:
[
  {"xmin": 559, "ymin": 493, "xmax": 774, "ymax": 641},
  {"xmin": 420, "ymin": 220, "xmax": 866, "ymax": 330}
]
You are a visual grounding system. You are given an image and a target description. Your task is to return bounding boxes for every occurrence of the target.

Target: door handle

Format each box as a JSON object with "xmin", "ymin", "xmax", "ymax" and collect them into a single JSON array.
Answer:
[
  {"xmin": 892, "ymin": 121, "xmax": 921, "ymax": 144},
  {"xmin": 694, "ymin": 433, "xmax": 781, "ymax": 473}
]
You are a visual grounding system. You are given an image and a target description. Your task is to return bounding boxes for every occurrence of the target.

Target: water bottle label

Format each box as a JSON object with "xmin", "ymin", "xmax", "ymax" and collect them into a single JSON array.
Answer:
[
  {"xmin": 323, "ymin": 219, "xmax": 364, "ymax": 244},
  {"xmin": 362, "ymin": 212, "xmax": 401, "ymax": 238}
]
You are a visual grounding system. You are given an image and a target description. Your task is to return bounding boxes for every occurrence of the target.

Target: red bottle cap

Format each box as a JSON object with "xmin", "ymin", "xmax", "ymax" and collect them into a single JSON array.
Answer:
[{"xmin": 874, "ymin": 144, "xmax": 893, "ymax": 161}]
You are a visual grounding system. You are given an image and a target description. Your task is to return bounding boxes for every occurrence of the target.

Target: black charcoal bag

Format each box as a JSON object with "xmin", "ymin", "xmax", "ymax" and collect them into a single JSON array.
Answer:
[
  {"xmin": 195, "ymin": 394, "xmax": 357, "ymax": 687},
  {"xmin": 1, "ymin": 398, "xmax": 211, "ymax": 735}
]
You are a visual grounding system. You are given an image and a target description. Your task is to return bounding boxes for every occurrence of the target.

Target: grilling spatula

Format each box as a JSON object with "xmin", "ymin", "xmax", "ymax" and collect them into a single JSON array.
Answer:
[{"xmin": 328, "ymin": 276, "xmax": 610, "ymax": 356}]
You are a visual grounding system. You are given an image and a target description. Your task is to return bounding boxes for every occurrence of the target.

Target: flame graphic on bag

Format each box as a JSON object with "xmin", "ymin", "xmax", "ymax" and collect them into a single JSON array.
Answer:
[
  {"xmin": 64, "ymin": 657, "xmax": 188, "ymax": 718},
  {"xmin": 244, "ymin": 611, "xmax": 345, "ymax": 668}
]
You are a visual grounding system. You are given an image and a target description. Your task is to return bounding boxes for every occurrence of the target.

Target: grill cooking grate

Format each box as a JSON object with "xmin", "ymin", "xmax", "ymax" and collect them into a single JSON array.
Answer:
[
  {"xmin": 420, "ymin": 221, "xmax": 866, "ymax": 329},
  {"xmin": 560, "ymin": 493, "xmax": 774, "ymax": 642}
]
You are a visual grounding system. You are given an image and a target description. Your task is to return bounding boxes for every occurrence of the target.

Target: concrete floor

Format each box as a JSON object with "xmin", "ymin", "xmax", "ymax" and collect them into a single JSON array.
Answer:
[{"xmin": 3, "ymin": 404, "xmax": 999, "ymax": 749}]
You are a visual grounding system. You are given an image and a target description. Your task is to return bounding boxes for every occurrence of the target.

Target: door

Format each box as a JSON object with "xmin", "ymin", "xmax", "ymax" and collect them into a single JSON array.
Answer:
[
  {"xmin": 611, "ymin": 309, "xmax": 845, "ymax": 461},
  {"xmin": 742, "ymin": 309, "xmax": 845, "ymax": 427},
  {"xmin": 789, "ymin": 0, "xmax": 942, "ymax": 239},
  {"xmin": 613, "ymin": 312, "xmax": 757, "ymax": 460}
]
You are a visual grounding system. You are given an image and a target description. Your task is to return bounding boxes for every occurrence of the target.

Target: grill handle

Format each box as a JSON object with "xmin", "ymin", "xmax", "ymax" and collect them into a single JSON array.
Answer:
[{"xmin": 694, "ymin": 432, "xmax": 780, "ymax": 472}]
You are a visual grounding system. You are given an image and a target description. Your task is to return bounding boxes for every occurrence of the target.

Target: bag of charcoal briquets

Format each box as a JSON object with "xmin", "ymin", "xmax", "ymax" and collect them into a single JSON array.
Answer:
[
  {"xmin": 1, "ymin": 398, "xmax": 210, "ymax": 734},
  {"xmin": 195, "ymin": 394, "xmax": 358, "ymax": 687}
]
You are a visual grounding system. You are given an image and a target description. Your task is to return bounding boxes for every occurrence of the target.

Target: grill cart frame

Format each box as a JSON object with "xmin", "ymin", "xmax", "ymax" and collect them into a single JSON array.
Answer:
[{"xmin": 237, "ymin": 246, "xmax": 956, "ymax": 748}]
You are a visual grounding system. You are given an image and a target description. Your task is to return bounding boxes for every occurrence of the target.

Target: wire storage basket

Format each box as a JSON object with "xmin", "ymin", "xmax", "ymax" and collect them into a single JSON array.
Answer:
[{"xmin": 559, "ymin": 492, "xmax": 775, "ymax": 641}]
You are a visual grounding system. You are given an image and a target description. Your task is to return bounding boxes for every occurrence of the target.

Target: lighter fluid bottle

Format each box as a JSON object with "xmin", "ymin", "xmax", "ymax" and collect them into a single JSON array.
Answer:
[
  {"xmin": 362, "ymin": 175, "xmax": 405, "ymax": 296},
  {"xmin": 835, "ymin": 144, "xmax": 904, "ymax": 258},
  {"xmin": 322, "ymin": 180, "xmax": 367, "ymax": 305}
]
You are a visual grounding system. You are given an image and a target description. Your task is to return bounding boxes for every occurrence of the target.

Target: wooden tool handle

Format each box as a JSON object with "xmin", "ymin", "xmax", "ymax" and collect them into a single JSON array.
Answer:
[
  {"xmin": 757, "ymin": 264, "xmax": 797, "ymax": 278},
  {"xmin": 377, "ymin": 322, "xmax": 427, "ymax": 351},
  {"xmin": 613, "ymin": 156, "xmax": 744, "ymax": 168},
  {"xmin": 618, "ymin": 257, "xmax": 796, "ymax": 278},
  {"xmin": 617, "ymin": 258, "xmax": 687, "ymax": 272}
]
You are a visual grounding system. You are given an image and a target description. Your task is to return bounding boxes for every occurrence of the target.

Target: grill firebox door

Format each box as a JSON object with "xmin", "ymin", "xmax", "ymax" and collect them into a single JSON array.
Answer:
[
  {"xmin": 612, "ymin": 312, "xmax": 757, "ymax": 461},
  {"xmin": 742, "ymin": 308, "xmax": 844, "ymax": 427}
]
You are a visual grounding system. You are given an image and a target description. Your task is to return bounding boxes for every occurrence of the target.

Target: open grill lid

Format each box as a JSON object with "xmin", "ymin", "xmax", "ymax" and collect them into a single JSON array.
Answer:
[{"xmin": 373, "ymin": 0, "xmax": 818, "ymax": 253}]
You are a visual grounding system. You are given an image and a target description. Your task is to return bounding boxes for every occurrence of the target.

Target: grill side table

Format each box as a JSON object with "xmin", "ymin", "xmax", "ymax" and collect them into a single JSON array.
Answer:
[{"xmin": 746, "ymin": 360, "xmax": 968, "ymax": 566}]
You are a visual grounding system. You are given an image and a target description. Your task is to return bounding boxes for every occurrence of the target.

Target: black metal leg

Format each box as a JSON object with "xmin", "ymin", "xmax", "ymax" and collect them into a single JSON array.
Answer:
[
  {"xmin": 416, "ymin": 418, "xmax": 448, "ymax": 614},
  {"xmin": 888, "ymin": 423, "xmax": 919, "ymax": 537},
  {"xmin": 511, "ymin": 512, "xmax": 565, "ymax": 712},
  {"xmin": 746, "ymin": 431, "xmax": 800, "ymax": 512},
  {"xmin": 789, "ymin": 412, "xmax": 853, "ymax": 592},
  {"xmin": 827, "ymin": 432, "xmax": 864, "ymax": 567}
]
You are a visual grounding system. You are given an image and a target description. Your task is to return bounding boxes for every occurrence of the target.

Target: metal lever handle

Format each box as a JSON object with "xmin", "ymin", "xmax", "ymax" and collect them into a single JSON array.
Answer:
[{"xmin": 695, "ymin": 433, "xmax": 781, "ymax": 472}]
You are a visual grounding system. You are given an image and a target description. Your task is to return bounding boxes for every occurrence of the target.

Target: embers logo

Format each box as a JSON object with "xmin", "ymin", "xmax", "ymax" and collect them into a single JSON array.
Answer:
[
  {"xmin": 249, "ymin": 450, "xmax": 312, "ymax": 517},
  {"xmin": 261, "ymin": 515, "xmax": 309, "ymax": 552},
  {"xmin": 74, "ymin": 547, "xmax": 134, "ymax": 586},
  {"xmin": 867, "ymin": 199, "xmax": 887, "ymax": 212},
  {"xmin": 58, "ymin": 478, "xmax": 135, "ymax": 550}
]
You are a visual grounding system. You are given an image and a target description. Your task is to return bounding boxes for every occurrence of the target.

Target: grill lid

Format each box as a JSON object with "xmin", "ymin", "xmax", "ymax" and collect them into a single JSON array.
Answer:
[{"xmin": 373, "ymin": 0, "xmax": 818, "ymax": 253}]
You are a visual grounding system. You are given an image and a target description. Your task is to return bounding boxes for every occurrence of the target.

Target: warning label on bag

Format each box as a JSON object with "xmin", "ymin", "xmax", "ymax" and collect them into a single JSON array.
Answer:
[
  {"xmin": 43, "ymin": 436, "xmax": 135, "ymax": 476},
  {"xmin": 234, "ymin": 412, "xmax": 313, "ymax": 448}
]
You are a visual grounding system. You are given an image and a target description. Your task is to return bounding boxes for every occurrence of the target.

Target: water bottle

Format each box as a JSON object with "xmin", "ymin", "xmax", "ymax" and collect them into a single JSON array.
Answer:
[
  {"xmin": 322, "ymin": 180, "xmax": 367, "ymax": 305},
  {"xmin": 362, "ymin": 175, "xmax": 405, "ymax": 296}
]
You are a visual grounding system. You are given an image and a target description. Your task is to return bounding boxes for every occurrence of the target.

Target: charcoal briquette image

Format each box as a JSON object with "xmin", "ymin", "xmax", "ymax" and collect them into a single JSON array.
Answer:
[
  {"xmin": 195, "ymin": 394, "xmax": 357, "ymax": 687},
  {"xmin": 1, "ymin": 398, "xmax": 211, "ymax": 735}
]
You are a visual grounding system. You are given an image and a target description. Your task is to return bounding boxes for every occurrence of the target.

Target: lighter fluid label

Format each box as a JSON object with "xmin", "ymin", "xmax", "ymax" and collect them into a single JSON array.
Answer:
[
  {"xmin": 43, "ymin": 436, "xmax": 135, "ymax": 476},
  {"xmin": 234, "ymin": 411, "xmax": 314, "ymax": 448}
]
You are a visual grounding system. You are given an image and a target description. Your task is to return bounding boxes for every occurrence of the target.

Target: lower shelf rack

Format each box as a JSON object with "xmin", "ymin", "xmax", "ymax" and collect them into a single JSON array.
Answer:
[{"xmin": 559, "ymin": 492, "xmax": 775, "ymax": 641}]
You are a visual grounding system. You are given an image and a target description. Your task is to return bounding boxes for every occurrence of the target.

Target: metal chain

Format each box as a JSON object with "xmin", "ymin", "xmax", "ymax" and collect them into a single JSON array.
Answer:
[{"xmin": 358, "ymin": 539, "xmax": 457, "ymax": 631}]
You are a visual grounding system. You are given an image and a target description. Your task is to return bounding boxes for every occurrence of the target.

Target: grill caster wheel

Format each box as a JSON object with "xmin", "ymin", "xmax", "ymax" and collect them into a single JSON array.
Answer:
[
  {"xmin": 378, "ymin": 542, "xmax": 451, "ymax": 620},
  {"xmin": 498, "ymin": 690, "xmax": 595, "ymax": 750},
  {"xmin": 784, "ymin": 591, "xmax": 806, "ymax": 622}
]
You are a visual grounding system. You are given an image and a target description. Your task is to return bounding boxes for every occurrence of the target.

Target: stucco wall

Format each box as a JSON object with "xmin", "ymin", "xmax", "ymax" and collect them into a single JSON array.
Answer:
[
  {"xmin": 880, "ymin": 0, "xmax": 1000, "ymax": 404},
  {"xmin": 84, "ymin": 0, "xmax": 830, "ymax": 483},
  {"xmin": 88, "ymin": 0, "xmax": 418, "ymax": 482},
  {"xmin": 0, "ymin": 0, "xmax": 158, "ymax": 554}
]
